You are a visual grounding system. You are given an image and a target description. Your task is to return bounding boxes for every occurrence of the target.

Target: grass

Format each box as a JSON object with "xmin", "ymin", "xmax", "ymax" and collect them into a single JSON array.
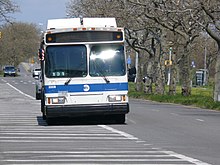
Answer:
[{"xmin": 128, "ymin": 82, "xmax": 220, "ymax": 111}]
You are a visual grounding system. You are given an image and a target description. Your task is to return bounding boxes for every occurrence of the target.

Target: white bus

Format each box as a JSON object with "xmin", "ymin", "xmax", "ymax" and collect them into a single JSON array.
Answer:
[{"xmin": 39, "ymin": 18, "xmax": 129, "ymax": 124}]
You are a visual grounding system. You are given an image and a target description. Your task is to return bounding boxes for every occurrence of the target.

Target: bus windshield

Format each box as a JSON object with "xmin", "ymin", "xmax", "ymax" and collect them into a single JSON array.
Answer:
[
  {"xmin": 45, "ymin": 45, "xmax": 87, "ymax": 78},
  {"xmin": 89, "ymin": 44, "xmax": 126, "ymax": 77}
]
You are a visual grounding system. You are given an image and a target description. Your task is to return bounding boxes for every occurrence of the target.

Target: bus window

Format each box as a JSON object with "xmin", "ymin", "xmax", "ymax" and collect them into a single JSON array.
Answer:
[
  {"xmin": 89, "ymin": 44, "xmax": 126, "ymax": 77},
  {"xmin": 45, "ymin": 45, "xmax": 87, "ymax": 78}
]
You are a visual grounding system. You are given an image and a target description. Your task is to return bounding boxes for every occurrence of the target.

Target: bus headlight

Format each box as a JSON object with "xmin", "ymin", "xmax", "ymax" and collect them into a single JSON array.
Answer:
[
  {"xmin": 48, "ymin": 97, "xmax": 65, "ymax": 104},
  {"xmin": 108, "ymin": 95, "xmax": 126, "ymax": 102}
]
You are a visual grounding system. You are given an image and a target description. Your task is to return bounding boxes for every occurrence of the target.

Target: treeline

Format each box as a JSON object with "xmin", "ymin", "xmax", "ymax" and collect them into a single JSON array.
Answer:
[
  {"xmin": 0, "ymin": 22, "xmax": 40, "ymax": 67},
  {"xmin": 1, "ymin": 0, "xmax": 220, "ymax": 101},
  {"xmin": 66, "ymin": 0, "xmax": 220, "ymax": 100},
  {"xmin": 0, "ymin": 0, "xmax": 40, "ymax": 68}
]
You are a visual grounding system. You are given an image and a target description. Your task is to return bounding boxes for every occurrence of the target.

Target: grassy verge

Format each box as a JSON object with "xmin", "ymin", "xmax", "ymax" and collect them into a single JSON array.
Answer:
[{"xmin": 128, "ymin": 83, "xmax": 220, "ymax": 111}]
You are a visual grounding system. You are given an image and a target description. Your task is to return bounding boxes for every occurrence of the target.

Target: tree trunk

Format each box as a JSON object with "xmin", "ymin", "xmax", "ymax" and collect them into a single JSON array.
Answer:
[
  {"xmin": 213, "ymin": 43, "xmax": 220, "ymax": 101},
  {"xmin": 155, "ymin": 63, "xmax": 165, "ymax": 94},
  {"xmin": 135, "ymin": 52, "xmax": 144, "ymax": 92},
  {"xmin": 143, "ymin": 60, "xmax": 153, "ymax": 94},
  {"xmin": 155, "ymin": 48, "xmax": 165, "ymax": 95},
  {"xmin": 181, "ymin": 46, "xmax": 191, "ymax": 96}
]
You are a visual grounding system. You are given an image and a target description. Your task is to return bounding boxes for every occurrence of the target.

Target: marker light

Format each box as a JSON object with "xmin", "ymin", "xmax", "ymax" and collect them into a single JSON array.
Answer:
[
  {"xmin": 108, "ymin": 95, "xmax": 126, "ymax": 102},
  {"xmin": 47, "ymin": 37, "xmax": 53, "ymax": 42},
  {"xmin": 48, "ymin": 97, "xmax": 65, "ymax": 104},
  {"xmin": 52, "ymin": 97, "xmax": 65, "ymax": 104},
  {"xmin": 116, "ymin": 34, "xmax": 121, "ymax": 39}
]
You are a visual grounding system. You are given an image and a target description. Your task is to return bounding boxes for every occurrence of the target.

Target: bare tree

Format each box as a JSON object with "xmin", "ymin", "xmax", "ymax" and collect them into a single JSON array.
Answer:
[
  {"xmin": 194, "ymin": 1, "xmax": 220, "ymax": 101},
  {"xmin": 127, "ymin": 0, "xmax": 204, "ymax": 96},
  {"xmin": 66, "ymin": 0, "xmax": 167, "ymax": 94},
  {"xmin": 0, "ymin": 0, "xmax": 18, "ymax": 22},
  {"xmin": 0, "ymin": 22, "xmax": 40, "ymax": 66},
  {"xmin": 127, "ymin": 0, "xmax": 220, "ymax": 99},
  {"xmin": 66, "ymin": 0, "xmax": 220, "ymax": 99}
]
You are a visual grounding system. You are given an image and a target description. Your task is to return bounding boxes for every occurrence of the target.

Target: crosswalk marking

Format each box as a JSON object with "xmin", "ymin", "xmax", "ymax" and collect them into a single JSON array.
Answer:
[
  {"xmin": 99, "ymin": 124, "xmax": 138, "ymax": 140},
  {"xmin": 0, "ymin": 81, "xmax": 211, "ymax": 165},
  {"xmin": 3, "ymin": 159, "xmax": 192, "ymax": 162}
]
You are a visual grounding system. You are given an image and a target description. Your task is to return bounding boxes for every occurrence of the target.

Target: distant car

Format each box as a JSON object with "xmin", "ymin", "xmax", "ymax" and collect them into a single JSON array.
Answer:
[
  {"xmin": 33, "ymin": 68, "xmax": 41, "ymax": 78},
  {"xmin": 3, "ymin": 66, "xmax": 16, "ymax": 77}
]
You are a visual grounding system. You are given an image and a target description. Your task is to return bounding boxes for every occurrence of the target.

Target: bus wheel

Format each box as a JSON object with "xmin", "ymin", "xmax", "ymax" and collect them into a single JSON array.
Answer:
[
  {"xmin": 46, "ymin": 118, "xmax": 53, "ymax": 125},
  {"xmin": 115, "ymin": 114, "xmax": 125, "ymax": 124},
  {"xmin": 41, "ymin": 92, "xmax": 46, "ymax": 120},
  {"xmin": 36, "ymin": 93, "xmax": 41, "ymax": 100},
  {"xmin": 42, "ymin": 113, "xmax": 46, "ymax": 120},
  {"xmin": 46, "ymin": 117, "xmax": 57, "ymax": 125}
]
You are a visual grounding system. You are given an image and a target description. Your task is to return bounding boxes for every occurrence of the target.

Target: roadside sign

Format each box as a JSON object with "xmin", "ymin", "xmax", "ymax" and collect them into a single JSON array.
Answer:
[{"xmin": 127, "ymin": 56, "xmax": 131, "ymax": 65}]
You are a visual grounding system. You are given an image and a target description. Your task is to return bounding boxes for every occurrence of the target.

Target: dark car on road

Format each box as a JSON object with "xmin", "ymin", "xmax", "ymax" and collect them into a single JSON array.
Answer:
[{"xmin": 3, "ymin": 66, "xmax": 16, "ymax": 77}]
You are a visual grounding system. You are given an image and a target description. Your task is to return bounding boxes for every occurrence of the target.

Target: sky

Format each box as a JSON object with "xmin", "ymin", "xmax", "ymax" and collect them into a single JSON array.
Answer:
[{"xmin": 12, "ymin": 0, "xmax": 70, "ymax": 30}]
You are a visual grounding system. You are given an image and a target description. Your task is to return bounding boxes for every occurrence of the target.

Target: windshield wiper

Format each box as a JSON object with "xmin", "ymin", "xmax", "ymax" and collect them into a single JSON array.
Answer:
[
  {"xmin": 103, "ymin": 76, "xmax": 110, "ymax": 84},
  {"xmin": 93, "ymin": 61, "xmax": 110, "ymax": 84},
  {"xmin": 64, "ymin": 78, "xmax": 72, "ymax": 85}
]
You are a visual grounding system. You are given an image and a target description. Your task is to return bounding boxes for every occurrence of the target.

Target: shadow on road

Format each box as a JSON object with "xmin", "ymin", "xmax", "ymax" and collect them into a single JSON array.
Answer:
[{"xmin": 37, "ymin": 116, "xmax": 126, "ymax": 126}]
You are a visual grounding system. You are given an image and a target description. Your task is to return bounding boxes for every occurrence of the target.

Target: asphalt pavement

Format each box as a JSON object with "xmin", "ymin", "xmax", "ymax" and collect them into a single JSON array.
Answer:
[{"xmin": 0, "ymin": 65, "xmax": 219, "ymax": 164}]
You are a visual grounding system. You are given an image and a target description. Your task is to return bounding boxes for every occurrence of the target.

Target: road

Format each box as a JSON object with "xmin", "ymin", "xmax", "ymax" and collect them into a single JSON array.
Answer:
[{"xmin": 0, "ymin": 64, "xmax": 219, "ymax": 164}]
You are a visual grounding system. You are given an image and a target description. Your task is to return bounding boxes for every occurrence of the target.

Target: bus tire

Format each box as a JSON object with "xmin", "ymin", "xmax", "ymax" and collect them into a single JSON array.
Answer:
[
  {"xmin": 115, "ymin": 114, "xmax": 125, "ymax": 124},
  {"xmin": 36, "ymin": 93, "xmax": 41, "ymax": 100},
  {"xmin": 42, "ymin": 113, "xmax": 46, "ymax": 120},
  {"xmin": 46, "ymin": 118, "xmax": 56, "ymax": 125},
  {"xmin": 46, "ymin": 118, "xmax": 52, "ymax": 125},
  {"xmin": 41, "ymin": 88, "xmax": 46, "ymax": 120}
]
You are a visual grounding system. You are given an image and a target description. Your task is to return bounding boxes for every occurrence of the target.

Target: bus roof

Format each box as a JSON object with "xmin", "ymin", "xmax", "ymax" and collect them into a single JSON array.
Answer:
[{"xmin": 47, "ymin": 18, "xmax": 117, "ymax": 30}]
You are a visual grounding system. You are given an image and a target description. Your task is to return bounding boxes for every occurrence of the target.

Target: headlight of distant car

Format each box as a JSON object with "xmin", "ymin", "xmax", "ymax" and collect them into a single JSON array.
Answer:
[
  {"xmin": 108, "ymin": 95, "xmax": 126, "ymax": 102},
  {"xmin": 47, "ymin": 97, "xmax": 65, "ymax": 104}
]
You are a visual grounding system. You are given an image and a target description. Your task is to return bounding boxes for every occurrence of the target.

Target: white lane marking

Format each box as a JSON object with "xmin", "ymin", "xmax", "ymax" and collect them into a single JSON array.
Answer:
[
  {"xmin": 151, "ymin": 109, "xmax": 160, "ymax": 112},
  {"xmin": 99, "ymin": 125, "xmax": 210, "ymax": 165},
  {"xmin": 136, "ymin": 140, "xmax": 146, "ymax": 143},
  {"xmin": 0, "ymin": 133, "xmax": 122, "ymax": 136},
  {"xmin": 2, "ymin": 159, "xmax": 189, "ymax": 162},
  {"xmin": 98, "ymin": 125, "xmax": 138, "ymax": 140},
  {"xmin": 6, "ymin": 83, "xmax": 35, "ymax": 100},
  {"xmin": 1, "ymin": 79, "xmax": 7, "ymax": 82},
  {"xmin": 163, "ymin": 151, "xmax": 211, "ymax": 165},
  {"xmin": 170, "ymin": 113, "xmax": 179, "ymax": 116},
  {"xmin": 0, "ymin": 164, "xmax": 195, "ymax": 165},
  {"xmin": 2, "ymin": 151, "xmax": 174, "ymax": 154},
  {"xmin": 30, "ymin": 155, "xmax": 178, "ymax": 158},
  {"xmin": 0, "ymin": 136, "xmax": 132, "ymax": 140},
  {"xmin": 127, "ymin": 118, "xmax": 136, "ymax": 124},
  {"xmin": 196, "ymin": 119, "xmax": 204, "ymax": 122}
]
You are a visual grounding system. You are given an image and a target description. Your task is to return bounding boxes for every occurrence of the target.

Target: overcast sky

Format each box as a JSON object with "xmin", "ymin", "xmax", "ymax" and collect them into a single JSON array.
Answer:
[{"xmin": 13, "ymin": 0, "xmax": 70, "ymax": 30}]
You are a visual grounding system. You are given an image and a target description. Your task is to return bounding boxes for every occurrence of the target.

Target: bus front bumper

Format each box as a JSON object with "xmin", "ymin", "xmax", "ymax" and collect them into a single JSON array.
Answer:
[{"xmin": 45, "ymin": 103, "xmax": 129, "ymax": 118}]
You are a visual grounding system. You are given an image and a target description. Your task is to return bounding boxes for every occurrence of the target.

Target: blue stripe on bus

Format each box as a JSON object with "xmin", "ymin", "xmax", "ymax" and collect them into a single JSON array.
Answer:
[{"xmin": 44, "ymin": 82, "xmax": 128, "ymax": 94}]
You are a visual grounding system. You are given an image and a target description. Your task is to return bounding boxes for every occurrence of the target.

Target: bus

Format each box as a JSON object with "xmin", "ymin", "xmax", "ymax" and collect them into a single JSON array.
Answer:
[{"xmin": 38, "ymin": 18, "xmax": 129, "ymax": 124}]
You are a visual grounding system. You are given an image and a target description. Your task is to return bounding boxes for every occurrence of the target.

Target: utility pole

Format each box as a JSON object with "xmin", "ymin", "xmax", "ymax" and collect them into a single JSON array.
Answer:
[
  {"xmin": 135, "ymin": 51, "xmax": 139, "ymax": 83},
  {"xmin": 167, "ymin": 47, "xmax": 172, "ymax": 85},
  {"xmin": 203, "ymin": 46, "xmax": 207, "ymax": 86}
]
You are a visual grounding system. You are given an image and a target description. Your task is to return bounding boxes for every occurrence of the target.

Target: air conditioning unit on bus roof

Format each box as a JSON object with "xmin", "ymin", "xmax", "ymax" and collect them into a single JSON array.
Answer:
[{"xmin": 47, "ymin": 18, "xmax": 117, "ymax": 30}]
